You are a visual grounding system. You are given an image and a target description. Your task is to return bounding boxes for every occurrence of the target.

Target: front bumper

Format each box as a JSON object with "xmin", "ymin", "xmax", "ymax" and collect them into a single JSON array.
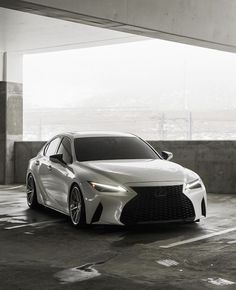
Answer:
[{"xmin": 82, "ymin": 182, "xmax": 207, "ymax": 225}]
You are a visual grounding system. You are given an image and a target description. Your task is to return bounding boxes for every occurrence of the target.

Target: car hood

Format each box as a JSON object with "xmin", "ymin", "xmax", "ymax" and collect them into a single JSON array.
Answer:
[{"xmin": 80, "ymin": 159, "xmax": 198, "ymax": 184}]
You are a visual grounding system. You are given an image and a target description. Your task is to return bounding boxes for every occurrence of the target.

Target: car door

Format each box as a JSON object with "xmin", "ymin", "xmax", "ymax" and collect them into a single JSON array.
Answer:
[
  {"xmin": 38, "ymin": 137, "xmax": 61, "ymax": 207},
  {"xmin": 48, "ymin": 137, "xmax": 74, "ymax": 212}
]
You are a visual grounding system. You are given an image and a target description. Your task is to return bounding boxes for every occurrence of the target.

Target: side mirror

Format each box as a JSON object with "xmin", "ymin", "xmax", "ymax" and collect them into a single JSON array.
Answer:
[
  {"xmin": 49, "ymin": 154, "xmax": 66, "ymax": 165},
  {"xmin": 161, "ymin": 151, "xmax": 173, "ymax": 161}
]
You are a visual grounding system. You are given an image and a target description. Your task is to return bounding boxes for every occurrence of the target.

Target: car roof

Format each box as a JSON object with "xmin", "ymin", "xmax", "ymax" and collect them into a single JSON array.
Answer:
[{"xmin": 61, "ymin": 131, "xmax": 136, "ymax": 139}]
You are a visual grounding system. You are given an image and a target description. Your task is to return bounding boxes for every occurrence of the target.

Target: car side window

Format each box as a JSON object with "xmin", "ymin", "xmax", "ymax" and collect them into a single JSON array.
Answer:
[
  {"xmin": 45, "ymin": 137, "xmax": 61, "ymax": 157},
  {"xmin": 57, "ymin": 137, "xmax": 73, "ymax": 164}
]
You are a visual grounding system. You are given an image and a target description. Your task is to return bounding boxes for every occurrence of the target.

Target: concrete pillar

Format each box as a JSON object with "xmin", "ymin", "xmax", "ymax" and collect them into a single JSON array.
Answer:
[{"xmin": 0, "ymin": 52, "xmax": 23, "ymax": 184}]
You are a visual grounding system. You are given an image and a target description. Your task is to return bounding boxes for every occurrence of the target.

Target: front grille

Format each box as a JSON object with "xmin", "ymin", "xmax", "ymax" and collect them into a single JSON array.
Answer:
[{"xmin": 120, "ymin": 185, "xmax": 195, "ymax": 225}]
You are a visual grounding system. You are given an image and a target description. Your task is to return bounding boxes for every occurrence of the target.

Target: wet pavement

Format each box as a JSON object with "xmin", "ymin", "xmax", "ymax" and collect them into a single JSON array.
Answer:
[{"xmin": 0, "ymin": 185, "xmax": 235, "ymax": 289}]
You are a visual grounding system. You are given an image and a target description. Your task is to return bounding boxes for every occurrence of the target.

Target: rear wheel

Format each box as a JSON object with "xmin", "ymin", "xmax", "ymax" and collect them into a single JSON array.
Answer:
[
  {"xmin": 27, "ymin": 174, "xmax": 39, "ymax": 209},
  {"xmin": 69, "ymin": 185, "xmax": 86, "ymax": 227}
]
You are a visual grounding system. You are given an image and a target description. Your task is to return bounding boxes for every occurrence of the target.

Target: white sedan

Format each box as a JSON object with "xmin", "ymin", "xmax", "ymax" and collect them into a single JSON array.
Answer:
[{"xmin": 26, "ymin": 131, "xmax": 207, "ymax": 227}]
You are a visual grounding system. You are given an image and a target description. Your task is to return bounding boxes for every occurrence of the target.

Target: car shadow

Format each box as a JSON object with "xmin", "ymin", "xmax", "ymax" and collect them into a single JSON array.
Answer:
[
  {"xmin": 22, "ymin": 206, "xmax": 206, "ymax": 249},
  {"xmin": 22, "ymin": 205, "xmax": 66, "ymax": 223},
  {"xmin": 81, "ymin": 221, "xmax": 204, "ymax": 248}
]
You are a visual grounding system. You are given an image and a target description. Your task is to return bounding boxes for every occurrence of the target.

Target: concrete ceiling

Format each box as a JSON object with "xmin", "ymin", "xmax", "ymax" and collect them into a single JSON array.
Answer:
[
  {"xmin": 0, "ymin": 7, "xmax": 146, "ymax": 53},
  {"xmin": 1, "ymin": 0, "xmax": 236, "ymax": 53}
]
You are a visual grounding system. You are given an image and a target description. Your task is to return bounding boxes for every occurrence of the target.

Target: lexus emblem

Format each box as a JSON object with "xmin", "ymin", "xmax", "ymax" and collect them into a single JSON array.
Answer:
[{"xmin": 154, "ymin": 188, "xmax": 166, "ymax": 198}]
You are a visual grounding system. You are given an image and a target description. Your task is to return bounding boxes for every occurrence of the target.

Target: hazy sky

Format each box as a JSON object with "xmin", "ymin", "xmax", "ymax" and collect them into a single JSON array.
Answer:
[{"xmin": 23, "ymin": 38, "xmax": 236, "ymax": 111}]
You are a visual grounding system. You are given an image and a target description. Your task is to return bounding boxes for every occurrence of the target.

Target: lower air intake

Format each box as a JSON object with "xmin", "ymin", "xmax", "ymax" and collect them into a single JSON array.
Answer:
[{"xmin": 201, "ymin": 198, "xmax": 206, "ymax": 217}]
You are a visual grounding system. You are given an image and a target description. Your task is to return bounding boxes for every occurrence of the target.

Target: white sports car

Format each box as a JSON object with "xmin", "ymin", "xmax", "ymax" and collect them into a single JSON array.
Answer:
[{"xmin": 26, "ymin": 132, "xmax": 207, "ymax": 227}]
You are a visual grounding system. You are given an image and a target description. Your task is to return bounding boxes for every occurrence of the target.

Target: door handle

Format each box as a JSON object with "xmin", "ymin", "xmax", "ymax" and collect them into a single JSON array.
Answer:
[
  {"xmin": 35, "ymin": 160, "xmax": 40, "ymax": 166},
  {"xmin": 47, "ymin": 165, "xmax": 52, "ymax": 171}
]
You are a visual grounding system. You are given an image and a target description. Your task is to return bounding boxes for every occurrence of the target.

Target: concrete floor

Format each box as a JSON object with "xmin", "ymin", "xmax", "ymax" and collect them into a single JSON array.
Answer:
[{"xmin": 0, "ymin": 186, "xmax": 235, "ymax": 290}]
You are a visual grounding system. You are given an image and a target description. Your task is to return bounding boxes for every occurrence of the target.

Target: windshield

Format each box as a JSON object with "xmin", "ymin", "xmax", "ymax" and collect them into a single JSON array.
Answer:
[{"xmin": 74, "ymin": 136, "xmax": 160, "ymax": 162}]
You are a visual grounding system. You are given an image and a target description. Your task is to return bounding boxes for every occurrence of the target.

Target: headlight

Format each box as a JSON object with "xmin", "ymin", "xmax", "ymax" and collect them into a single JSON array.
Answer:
[
  {"xmin": 185, "ymin": 179, "xmax": 202, "ymax": 190},
  {"xmin": 89, "ymin": 181, "xmax": 127, "ymax": 193}
]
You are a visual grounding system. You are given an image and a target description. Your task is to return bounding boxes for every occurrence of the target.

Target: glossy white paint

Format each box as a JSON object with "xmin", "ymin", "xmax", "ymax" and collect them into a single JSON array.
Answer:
[{"xmin": 27, "ymin": 131, "xmax": 207, "ymax": 225}]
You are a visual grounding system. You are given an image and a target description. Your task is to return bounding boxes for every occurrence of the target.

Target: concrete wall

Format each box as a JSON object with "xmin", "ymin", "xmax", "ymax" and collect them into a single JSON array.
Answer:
[
  {"xmin": 14, "ymin": 141, "xmax": 45, "ymax": 184},
  {"xmin": 149, "ymin": 141, "xmax": 236, "ymax": 194},
  {"xmin": 14, "ymin": 140, "xmax": 236, "ymax": 194}
]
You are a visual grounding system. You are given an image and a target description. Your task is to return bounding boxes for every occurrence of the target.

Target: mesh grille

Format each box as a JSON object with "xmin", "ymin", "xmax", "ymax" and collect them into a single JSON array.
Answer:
[{"xmin": 120, "ymin": 185, "xmax": 195, "ymax": 225}]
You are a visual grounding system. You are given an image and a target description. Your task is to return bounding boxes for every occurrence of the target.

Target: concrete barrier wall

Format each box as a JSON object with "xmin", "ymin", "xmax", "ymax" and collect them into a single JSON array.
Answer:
[
  {"xmin": 149, "ymin": 141, "xmax": 236, "ymax": 194},
  {"xmin": 14, "ymin": 141, "xmax": 46, "ymax": 184},
  {"xmin": 14, "ymin": 140, "xmax": 236, "ymax": 194}
]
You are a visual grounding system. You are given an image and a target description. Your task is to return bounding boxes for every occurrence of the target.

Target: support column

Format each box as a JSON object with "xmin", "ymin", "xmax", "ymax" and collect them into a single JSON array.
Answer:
[{"xmin": 0, "ymin": 52, "xmax": 23, "ymax": 184}]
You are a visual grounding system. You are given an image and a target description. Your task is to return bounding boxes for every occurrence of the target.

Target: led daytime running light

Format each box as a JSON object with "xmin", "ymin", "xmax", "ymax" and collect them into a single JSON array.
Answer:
[
  {"xmin": 89, "ymin": 182, "xmax": 127, "ymax": 192},
  {"xmin": 186, "ymin": 179, "xmax": 202, "ymax": 190}
]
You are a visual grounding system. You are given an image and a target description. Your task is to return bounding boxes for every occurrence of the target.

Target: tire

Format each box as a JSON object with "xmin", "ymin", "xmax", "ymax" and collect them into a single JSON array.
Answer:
[
  {"xmin": 27, "ymin": 174, "xmax": 39, "ymax": 209},
  {"xmin": 69, "ymin": 185, "xmax": 86, "ymax": 227}
]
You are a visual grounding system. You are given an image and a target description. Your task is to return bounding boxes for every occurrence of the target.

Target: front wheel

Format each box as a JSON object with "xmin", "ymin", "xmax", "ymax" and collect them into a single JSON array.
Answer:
[
  {"xmin": 26, "ymin": 174, "xmax": 39, "ymax": 209},
  {"xmin": 69, "ymin": 185, "xmax": 86, "ymax": 227}
]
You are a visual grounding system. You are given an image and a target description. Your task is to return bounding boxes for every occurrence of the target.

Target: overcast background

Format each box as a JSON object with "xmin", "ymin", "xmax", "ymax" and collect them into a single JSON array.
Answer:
[{"xmin": 23, "ymin": 38, "xmax": 236, "ymax": 141}]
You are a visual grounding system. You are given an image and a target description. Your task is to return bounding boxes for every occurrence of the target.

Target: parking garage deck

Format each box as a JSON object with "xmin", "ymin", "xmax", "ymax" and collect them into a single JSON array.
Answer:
[{"xmin": 0, "ymin": 185, "xmax": 235, "ymax": 289}]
